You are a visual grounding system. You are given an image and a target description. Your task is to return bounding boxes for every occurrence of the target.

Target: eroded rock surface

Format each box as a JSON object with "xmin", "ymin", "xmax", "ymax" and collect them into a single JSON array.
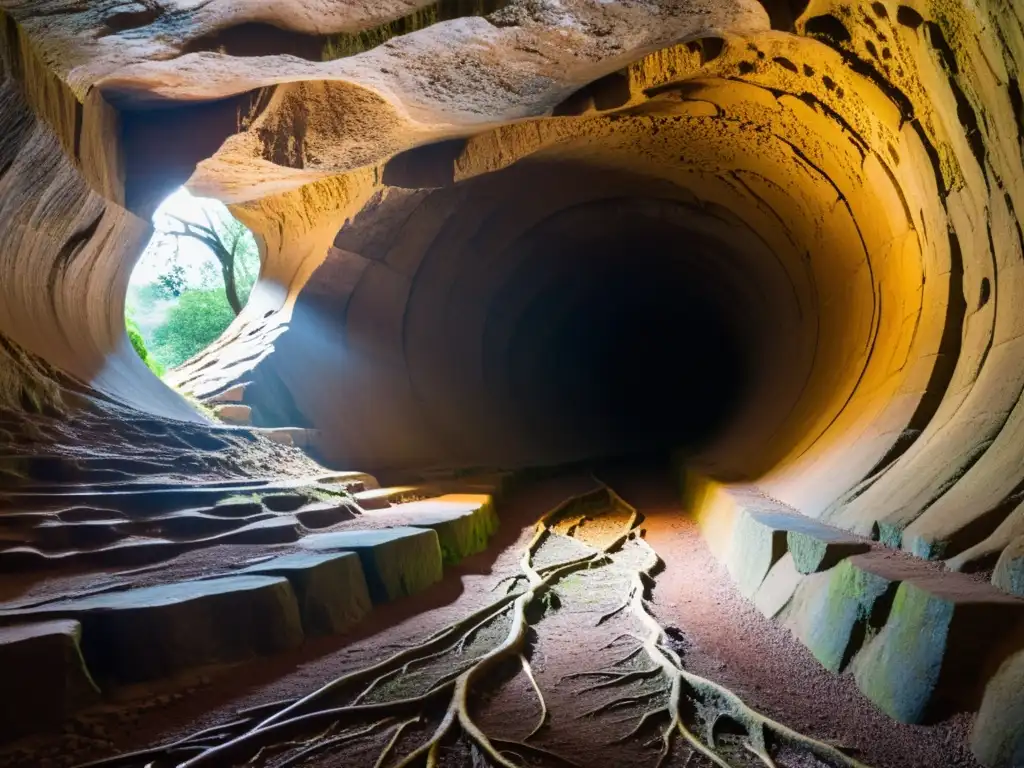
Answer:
[{"xmin": 2, "ymin": 0, "xmax": 1024, "ymax": 764}]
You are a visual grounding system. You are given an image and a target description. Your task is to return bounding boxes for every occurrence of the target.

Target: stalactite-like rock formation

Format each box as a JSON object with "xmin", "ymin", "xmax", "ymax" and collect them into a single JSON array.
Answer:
[{"xmin": 2, "ymin": 0, "xmax": 1024, "ymax": 764}]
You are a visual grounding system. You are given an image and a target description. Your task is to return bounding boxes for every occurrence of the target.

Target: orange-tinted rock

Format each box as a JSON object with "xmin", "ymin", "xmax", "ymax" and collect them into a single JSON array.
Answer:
[{"xmin": 1, "ymin": 0, "xmax": 1024, "ymax": 757}]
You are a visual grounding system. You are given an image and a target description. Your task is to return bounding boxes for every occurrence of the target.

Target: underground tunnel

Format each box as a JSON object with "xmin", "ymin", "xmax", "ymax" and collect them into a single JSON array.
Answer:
[{"xmin": 1, "ymin": 0, "xmax": 1023, "ymax": 766}]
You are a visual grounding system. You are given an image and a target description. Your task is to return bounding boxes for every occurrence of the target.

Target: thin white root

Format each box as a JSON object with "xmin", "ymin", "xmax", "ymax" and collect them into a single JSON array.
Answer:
[
  {"xmin": 374, "ymin": 717, "xmax": 421, "ymax": 768},
  {"xmin": 520, "ymin": 654, "xmax": 547, "ymax": 739}
]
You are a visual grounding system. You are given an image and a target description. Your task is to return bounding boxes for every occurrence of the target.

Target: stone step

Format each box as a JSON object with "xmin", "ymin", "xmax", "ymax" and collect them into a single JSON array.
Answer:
[
  {"xmin": 56, "ymin": 507, "xmax": 127, "ymax": 523},
  {"xmin": 254, "ymin": 427, "xmax": 320, "ymax": 448},
  {"xmin": 0, "ymin": 576, "xmax": 304, "ymax": 686},
  {"xmin": 206, "ymin": 499, "xmax": 266, "ymax": 518},
  {"xmin": 200, "ymin": 383, "xmax": 247, "ymax": 404},
  {"xmin": 261, "ymin": 492, "xmax": 309, "ymax": 512},
  {"xmin": 300, "ymin": 527, "xmax": 443, "ymax": 604},
  {"xmin": 848, "ymin": 554, "xmax": 1024, "ymax": 724},
  {"xmin": 781, "ymin": 546, "xmax": 1024, "ymax": 727},
  {"xmin": 235, "ymin": 551, "xmax": 372, "ymax": 636},
  {"xmin": 212, "ymin": 404, "xmax": 252, "ymax": 425},
  {"xmin": 695, "ymin": 481, "xmax": 1024, "ymax": 766},
  {"xmin": 294, "ymin": 501, "xmax": 357, "ymax": 529},
  {"xmin": 361, "ymin": 493, "xmax": 498, "ymax": 564},
  {"xmin": 353, "ymin": 486, "xmax": 432, "ymax": 510},
  {"xmin": 0, "ymin": 517, "xmax": 301, "ymax": 571},
  {"xmin": 728, "ymin": 500, "xmax": 871, "ymax": 597},
  {"xmin": 317, "ymin": 471, "xmax": 380, "ymax": 492},
  {"xmin": 33, "ymin": 519, "xmax": 127, "ymax": 550},
  {"xmin": 0, "ymin": 474, "xmax": 363, "ymax": 516},
  {"xmin": 114, "ymin": 509, "xmax": 276, "ymax": 540},
  {"xmin": 0, "ymin": 620, "xmax": 99, "ymax": 741}
]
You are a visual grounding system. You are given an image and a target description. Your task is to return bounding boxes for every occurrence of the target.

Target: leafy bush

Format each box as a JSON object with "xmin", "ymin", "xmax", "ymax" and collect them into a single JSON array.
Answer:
[
  {"xmin": 149, "ymin": 289, "xmax": 239, "ymax": 369},
  {"xmin": 126, "ymin": 315, "xmax": 165, "ymax": 376},
  {"xmin": 126, "ymin": 197, "xmax": 261, "ymax": 374}
]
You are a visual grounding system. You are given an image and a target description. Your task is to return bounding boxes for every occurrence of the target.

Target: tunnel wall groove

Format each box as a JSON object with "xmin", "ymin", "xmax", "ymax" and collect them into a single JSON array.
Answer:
[
  {"xmin": 1, "ymin": 0, "xmax": 1023, "ymax": 576},
  {"xmin": 1, "ymin": 1, "xmax": 1024, "ymax": 757},
  {"xmin": 169, "ymin": 2, "xmax": 1024, "ymax": 582}
]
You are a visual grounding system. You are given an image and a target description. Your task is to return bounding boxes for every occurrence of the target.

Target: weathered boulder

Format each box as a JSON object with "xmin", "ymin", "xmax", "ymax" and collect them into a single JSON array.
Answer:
[
  {"xmin": 971, "ymin": 649, "xmax": 1024, "ymax": 768},
  {"xmin": 753, "ymin": 553, "xmax": 803, "ymax": 618},
  {"xmin": 726, "ymin": 508, "xmax": 790, "ymax": 597},
  {"xmin": 783, "ymin": 552, "xmax": 900, "ymax": 672},
  {"xmin": 727, "ymin": 504, "xmax": 869, "ymax": 597},
  {"xmin": 992, "ymin": 535, "xmax": 1024, "ymax": 597},
  {"xmin": 787, "ymin": 525, "xmax": 870, "ymax": 575}
]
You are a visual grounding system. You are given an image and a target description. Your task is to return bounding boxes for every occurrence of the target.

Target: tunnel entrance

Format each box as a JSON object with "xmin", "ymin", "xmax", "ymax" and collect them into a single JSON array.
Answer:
[
  {"xmin": 493, "ymin": 216, "xmax": 750, "ymax": 462},
  {"xmin": 126, "ymin": 188, "xmax": 260, "ymax": 375}
]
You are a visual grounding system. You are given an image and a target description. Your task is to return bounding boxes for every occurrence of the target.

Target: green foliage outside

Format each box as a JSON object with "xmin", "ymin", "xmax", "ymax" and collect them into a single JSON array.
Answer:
[
  {"xmin": 148, "ymin": 288, "xmax": 240, "ymax": 368},
  {"xmin": 125, "ymin": 314, "xmax": 165, "ymax": 376},
  {"xmin": 126, "ymin": 213, "xmax": 260, "ymax": 373}
]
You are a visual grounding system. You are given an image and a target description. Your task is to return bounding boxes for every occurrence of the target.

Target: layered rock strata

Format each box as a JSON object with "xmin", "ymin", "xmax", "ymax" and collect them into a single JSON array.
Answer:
[{"xmin": 2, "ymin": 0, "xmax": 1024, "ymax": 763}]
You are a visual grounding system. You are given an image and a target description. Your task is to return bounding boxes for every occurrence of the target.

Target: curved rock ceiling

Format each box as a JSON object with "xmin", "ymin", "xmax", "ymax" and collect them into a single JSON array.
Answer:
[{"xmin": 2, "ymin": 0, "xmax": 1023, "ymax": 581}]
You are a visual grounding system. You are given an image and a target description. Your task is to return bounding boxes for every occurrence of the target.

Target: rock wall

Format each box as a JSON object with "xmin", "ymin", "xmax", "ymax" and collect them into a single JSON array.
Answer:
[
  {"xmin": 3, "ymin": 0, "xmax": 1024, "ymax": 760},
  {"xmin": 4, "ymin": 0, "xmax": 1024, "ymax": 562},
  {"xmin": 0, "ymin": 11, "xmax": 322, "ymax": 484},
  {"xmin": 1, "ymin": 0, "xmax": 1023, "ymax": 653},
  {"xmin": 162, "ymin": 0, "xmax": 1024, "ymax": 579}
]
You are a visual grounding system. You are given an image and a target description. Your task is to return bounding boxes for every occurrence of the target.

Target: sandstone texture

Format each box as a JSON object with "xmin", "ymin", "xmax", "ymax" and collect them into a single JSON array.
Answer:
[
  {"xmin": 236, "ymin": 551, "xmax": 372, "ymax": 635},
  {"xmin": 1, "ymin": 0, "xmax": 1024, "ymax": 763}
]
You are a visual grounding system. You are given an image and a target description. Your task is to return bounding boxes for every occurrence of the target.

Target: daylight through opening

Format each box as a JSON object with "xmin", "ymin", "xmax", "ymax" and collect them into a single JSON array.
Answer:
[{"xmin": 125, "ymin": 189, "xmax": 261, "ymax": 377}]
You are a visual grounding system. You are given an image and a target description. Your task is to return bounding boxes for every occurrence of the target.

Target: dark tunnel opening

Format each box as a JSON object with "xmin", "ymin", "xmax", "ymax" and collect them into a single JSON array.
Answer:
[
  {"xmin": 478, "ymin": 195, "xmax": 755, "ymax": 465},
  {"xmin": 294, "ymin": 147, "xmax": 842, "ymax": 476},
  {"xmin": 505, "ymin": 263, "xmax": 748, "ymax": 458}
]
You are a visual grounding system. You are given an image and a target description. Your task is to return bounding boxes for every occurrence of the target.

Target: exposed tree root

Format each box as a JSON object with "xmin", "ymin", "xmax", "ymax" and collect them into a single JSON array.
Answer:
[
  {"xmin": 578, "ymin": 535, "xmax": 871, "ymax": 768},
  {"xmin": 77, "ymin": 482, "xmax": 873, "ymax": 768}
]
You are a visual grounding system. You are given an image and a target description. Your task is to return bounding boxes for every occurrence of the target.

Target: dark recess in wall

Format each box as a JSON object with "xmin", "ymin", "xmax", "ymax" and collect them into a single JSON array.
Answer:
[
  {"xmin": 182, "ymin": 0, "xmax": 511, "ymax": 61},
  {"xmin": 804, "ymin": 14, "xmax": 852, "ymax": 44},
  {"xmin": 382, "ymin": 139, "xmax": 467, "ymax": 189},
  {"xmin": 119, "ymin": 90, "xmax": 270, "ymax": 216},
  {"xmin": 758, "ymin": 0, "xmax": 811, "ymax": 31}
]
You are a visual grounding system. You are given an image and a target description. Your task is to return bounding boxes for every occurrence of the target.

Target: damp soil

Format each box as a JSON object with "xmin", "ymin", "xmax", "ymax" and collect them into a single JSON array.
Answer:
[{"xmin": 0, "ymin": 471, "xmax": 981, "ymax": 768}]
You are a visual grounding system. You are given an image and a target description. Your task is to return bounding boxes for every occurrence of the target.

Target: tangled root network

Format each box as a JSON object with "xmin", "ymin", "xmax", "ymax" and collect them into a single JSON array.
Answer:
[{"xmin": 80, "ymin": 482, "xmax": 870, "ymax": 768}]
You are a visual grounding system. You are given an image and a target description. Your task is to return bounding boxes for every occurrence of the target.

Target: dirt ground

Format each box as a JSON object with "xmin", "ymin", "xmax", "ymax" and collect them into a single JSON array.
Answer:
[{"xmin": 0, "ymin": 468, "xmax": 981, "ymax": 768}]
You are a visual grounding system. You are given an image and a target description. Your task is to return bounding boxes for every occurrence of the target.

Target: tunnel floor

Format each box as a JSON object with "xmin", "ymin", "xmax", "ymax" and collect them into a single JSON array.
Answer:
[{"xmin": 0, "ymin": 465, "xmax": 979, "ymax": 768}]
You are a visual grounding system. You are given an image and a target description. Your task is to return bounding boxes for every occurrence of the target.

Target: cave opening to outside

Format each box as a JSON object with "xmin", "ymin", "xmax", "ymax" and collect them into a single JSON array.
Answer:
[{"xmin": 125, "ymin": 188, "xmax": 261, "ymax": 376}]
